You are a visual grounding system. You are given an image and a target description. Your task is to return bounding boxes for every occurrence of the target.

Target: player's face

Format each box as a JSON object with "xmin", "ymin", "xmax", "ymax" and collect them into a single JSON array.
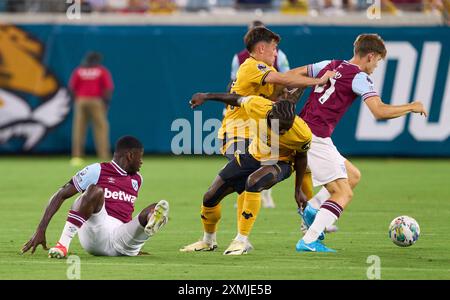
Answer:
[
  {"xmin": 127, "ymin": 148, "xmax": 143, "ymax": 174},
  {"xmin": 262, "ymin": 40, "xmax": 278, "ymax": 66},
  {"xmin": 366, "ymin": 53, "xmax": 382, "ymax": 75}
]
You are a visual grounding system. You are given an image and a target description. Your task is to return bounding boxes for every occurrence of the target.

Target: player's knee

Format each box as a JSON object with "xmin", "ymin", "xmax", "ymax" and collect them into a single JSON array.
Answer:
[
  {"xmin": 245, "ymin": 172, "xmax": 275, "ymax": 193},
  {"xmin": 203, "ymin": 187, "xmax": 220, "ymax": 207},
  {"xmin": 349, "ymin": 168, "xmax": 361, "ymax": 188}
]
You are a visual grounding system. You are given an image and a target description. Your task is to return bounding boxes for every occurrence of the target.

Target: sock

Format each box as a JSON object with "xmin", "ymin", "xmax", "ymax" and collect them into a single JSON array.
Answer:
[
  {"xmin": 308, "ymin": 187, "xmax": 331, "ymax": 210},
  {"xmin": 301, "ymin": 171, "xmax": 314, "ymax": 200},
  {"xmin": 303, "ymin": 200, "xmax": 343, "ymax": 243},
  {"xmin": 203, "ymin": 232, "xmax": 217, "ymax": 244},
  {"xmin": 234, "ymin": 233, "xmax": 248, "ymax": 243},
  {"xmin": 236, "ymin": 193, "xmax": 245, "ymax": 229},
  {"xmin": 58, "ymin": 210, "xmax": 87, "ymax": 249},
  {"xmin": 201, "ymin": 204, "xmax": 221, "ymax": 234},
  {"xmin": 238, "ymin": 191, "xmax": 261, "ymax": 236}
]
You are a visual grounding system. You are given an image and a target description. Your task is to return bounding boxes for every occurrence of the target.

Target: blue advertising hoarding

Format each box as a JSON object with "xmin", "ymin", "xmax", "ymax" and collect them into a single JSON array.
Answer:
[{"xmin": 0, "ymin": 24, "xmax": 448, "ymax": 156}]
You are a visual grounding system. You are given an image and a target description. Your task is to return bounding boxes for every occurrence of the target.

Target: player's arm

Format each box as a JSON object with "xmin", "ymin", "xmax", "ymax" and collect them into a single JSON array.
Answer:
[
  {"xmin": 264, "ymin": 69, "xmax": 334, "ymax": 89},
  {"xmin": 294, "ymin": 151, "xmax": 308, "ymax": 210},
  {"xmin": 21, "ymin": 182, "xmax": 78, "ymax": 254},
  {"xmin": 189, "ymin": 92, "xmax": 243, "ymax": 108},
  {"xmin": 364, "ymin": 96, "xmax": 427, "ymax": 120}
]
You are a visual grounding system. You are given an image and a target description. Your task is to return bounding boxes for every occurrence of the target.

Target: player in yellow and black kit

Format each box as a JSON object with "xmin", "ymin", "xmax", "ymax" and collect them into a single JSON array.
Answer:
[
  {"xmin": 219, "ymin": 27, "xmax": 334, "ymax": 239},
  {"xmin": 181, "ymin": 93, "xmax": 312, "ymax": 255}
]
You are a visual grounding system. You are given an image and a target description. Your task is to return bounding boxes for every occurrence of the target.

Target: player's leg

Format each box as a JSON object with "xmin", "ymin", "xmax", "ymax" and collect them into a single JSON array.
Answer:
[
  {"xmin": 225, "ymin": 162, "xmax": 292, "ymax": 255},
  {"xmin": 180, "ymin": 175, "xmax": 234, "ymax": 252},
  {"xmin": 302, "ymin": 158, "xmax": 361, "ymax": 234},
  {"xmin": 110, "ymin": 200, "xmax": 169, "ymax": 256},
  {"xmin": 49, "ymin": 185, "xmax": 104, "ymax": 258},
  {"xmin": 71, "ymin": 100, "xmax": 88, "ymax": 166},
  {"xmin": 90, "ymin": 100, "xmax": 110, "ymax": 161},
  {"xmin": 180, "ymin": 154, "xmax": 256, "ymax": 252}
]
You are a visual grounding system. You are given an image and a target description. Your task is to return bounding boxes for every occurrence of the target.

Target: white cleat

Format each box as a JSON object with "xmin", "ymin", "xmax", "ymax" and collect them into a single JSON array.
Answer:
[
  {"xmin": 223, "ymin": 239, "xmax": 253, "ymax": 256},
  {"xmin": 180, "ymin": 240, "xmax": 218, "ymax": 252},
  {"xmin": 145, "ymin": 200, "xmax": 169, "ymax": 236}
]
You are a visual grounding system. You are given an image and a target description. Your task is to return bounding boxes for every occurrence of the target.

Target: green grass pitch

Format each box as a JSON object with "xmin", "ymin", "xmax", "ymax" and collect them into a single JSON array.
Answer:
[{"xmin": 1, "ymin": 156, "xmax": 449, "ymax": 280}]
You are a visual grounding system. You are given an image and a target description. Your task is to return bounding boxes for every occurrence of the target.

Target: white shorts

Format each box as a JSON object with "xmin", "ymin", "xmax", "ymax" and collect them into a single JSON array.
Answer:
[
  {"xmin": 307, "ymin": 134, "xmax": 348, "ymax": 187},
  {"xmin": 77, "ymin": 204, "xmax": 149, "ymax": 256}
]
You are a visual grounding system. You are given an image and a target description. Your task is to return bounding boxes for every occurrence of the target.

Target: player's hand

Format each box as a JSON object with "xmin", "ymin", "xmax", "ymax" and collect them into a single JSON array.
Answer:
[
  {"xmin": 189, "ymin": 93, "xmax": 207, "ymax": 109},
  {"xmin": 295, "ymin": 188, "xmax": 308, "ymax": 210},
  {"xmin": 21, "ymin": 228, "xmax": 48, "ymax": 254},
  {"xmin": 318, "ymin": 70, "xmax": 336, "ymax": 85},
  {"xmin": 411, "ymin": 101, "xmax": 428, "ymax": 117}
]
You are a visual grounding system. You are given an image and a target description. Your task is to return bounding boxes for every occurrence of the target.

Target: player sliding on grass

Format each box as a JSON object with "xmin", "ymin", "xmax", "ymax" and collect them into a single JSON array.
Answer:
[
  {"xmin": 181, "ymin": 94, "xmax": 311, "ymax": 255},
  {"xmin": 21, "ymin": 136, "xmax": 169, "ymax": 258},
  {"xmin": 295, "ymin": 34, "xmax": 427, "ymax": 252}
]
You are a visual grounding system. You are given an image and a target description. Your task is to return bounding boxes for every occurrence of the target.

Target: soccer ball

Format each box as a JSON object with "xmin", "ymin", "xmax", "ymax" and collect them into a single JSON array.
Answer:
[{"xmin": 388, "ymin": 216, "xmax": 420, "ymax": 247}]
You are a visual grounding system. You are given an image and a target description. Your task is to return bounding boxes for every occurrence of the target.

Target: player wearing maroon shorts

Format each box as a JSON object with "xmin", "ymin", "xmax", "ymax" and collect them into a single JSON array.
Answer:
[
  {"xmin": 22, "ymin": 136, "xmax": 169, "ymax": 258},
  {"xmin": 296, "ymin": 34, "xmax": 427, "ymax": 252}
]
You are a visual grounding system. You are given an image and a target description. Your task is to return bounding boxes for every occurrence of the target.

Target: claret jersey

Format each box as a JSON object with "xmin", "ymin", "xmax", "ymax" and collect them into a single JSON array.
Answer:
[{"xmin": 72, "ymin": 160, "xmax": 143, "ymax": 223}]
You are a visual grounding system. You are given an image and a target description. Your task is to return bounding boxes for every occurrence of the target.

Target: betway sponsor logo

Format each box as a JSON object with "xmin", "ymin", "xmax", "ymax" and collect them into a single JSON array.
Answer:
[{"xmin": 104, "ymin": 188, "xmax": 136, "ymax": 204}]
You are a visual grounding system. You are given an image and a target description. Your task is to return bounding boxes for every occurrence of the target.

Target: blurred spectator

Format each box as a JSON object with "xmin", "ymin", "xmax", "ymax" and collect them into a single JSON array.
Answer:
[
  {"xmin": 87, "ymin": 0, "xmax": 109, "ymax": 11},
  {"xmin": 106, "ymin": 0, "xmax": 129, "ymax": 11},
  {"xmin": 235, "ymin": 0, "xmax": 273, "ymax": 10},
  {"xmin": 69, "ymin": 52, "xmax": 114, "ymax": 166},
  {"xmin": 121, "ymin": 0, "xmax": 148, "ymax": 12},
  {"xmin": 280, "ymin": 0, "xmax": 309, "ymax": 14}
]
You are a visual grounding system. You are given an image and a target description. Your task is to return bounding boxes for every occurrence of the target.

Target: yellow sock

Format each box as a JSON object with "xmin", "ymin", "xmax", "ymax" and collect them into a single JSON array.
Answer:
[
  {"xmin": 236, "ymin": 193, "xmax": 245, "ymax": 229},
  {"xmin": 302, "ymin": 171, "xmax": 314, "ymax": 200},
  {"xmin": 201, "ymin": 204, "xmax": 221, "ymax": 233},
  {"xmin": 238, "ymin": 192, "xmax": 261, "ymax": 236}
]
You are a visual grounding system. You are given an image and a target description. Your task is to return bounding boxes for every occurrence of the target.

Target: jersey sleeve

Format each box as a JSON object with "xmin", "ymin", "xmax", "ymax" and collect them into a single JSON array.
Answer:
[
  {"xmin": 352, "ymin": 72, "xmax": 378, "ymax": 101},
  {"xmin": 307, "ymin": 60, "xmax": 331, "ymax": 78},
  {"xmin": 231, "ymin": 54, "xmax": 239, "ymax": 80},
  {"xmin": 245, "ymin": 60, "xmax": 273, "ymax": 85},
  {"xmin": 72, "ymin": 163, "xmax": 101, "ymax": 193},
  {"xmin": 277, "ymin": 49, "xmax": 290, "ymax": 73},
  {"xmin": 240, "ymin": 96, "xmax": 272, "ymax": 120}
]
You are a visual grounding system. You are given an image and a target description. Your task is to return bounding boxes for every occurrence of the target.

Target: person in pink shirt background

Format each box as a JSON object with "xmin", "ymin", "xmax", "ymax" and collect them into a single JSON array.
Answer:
[{"xmin": 69, "ymin": 51, "xmax": 114, "ymax": 166}]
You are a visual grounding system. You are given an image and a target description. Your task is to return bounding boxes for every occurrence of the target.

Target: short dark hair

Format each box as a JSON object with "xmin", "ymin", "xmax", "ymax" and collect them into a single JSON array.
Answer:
[
  {"xmin": 115, "ymin": 136, "xmax": 143, "ymax": 153},
  {"xmin": 244, "ymin": 27, "xmax": 280, "ymax": 53},
  {"xmin": 271, "ymin": 100, "xmax": 295, "ymax": 130},
  {"xmin": 354, "ymin": 34, "xmax": 387, "ymax": 59},
  {"xmin": 249, "ymin": 20, "xmax": 265, "ymax": 30}
]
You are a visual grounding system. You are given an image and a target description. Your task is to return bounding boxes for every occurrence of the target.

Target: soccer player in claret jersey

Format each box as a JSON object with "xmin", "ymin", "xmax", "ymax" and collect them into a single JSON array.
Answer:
[
  {"xmin": 296, "ymin": 34, "xmax": 427, "ymax": 252},
  {"xmin": 21, "ymin": 136, "xmax": 169, "ymax": 258}
]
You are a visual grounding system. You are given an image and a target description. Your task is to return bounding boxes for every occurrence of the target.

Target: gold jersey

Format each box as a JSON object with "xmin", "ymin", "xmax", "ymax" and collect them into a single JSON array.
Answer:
[
  {"xmin": 240, "ymin": 96, "xmax": 312, "ymax": 164},
  {"xmin": 218, "ymin": 57, "xmax": 277, "ymax": 150}
]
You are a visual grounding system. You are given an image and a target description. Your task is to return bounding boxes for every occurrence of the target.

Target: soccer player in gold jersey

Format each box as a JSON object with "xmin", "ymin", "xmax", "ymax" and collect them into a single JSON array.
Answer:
[
  {"xmin": 180, "ymin": 93, "xmax": 312, "ymax": 255},
  {"xmin": 220, "ymin": 26, "xmax": 334, "ymax": 243}
]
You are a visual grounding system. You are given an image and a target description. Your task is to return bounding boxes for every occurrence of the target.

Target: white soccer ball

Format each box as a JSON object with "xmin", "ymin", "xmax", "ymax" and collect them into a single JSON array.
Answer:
[{"xmin": 388, "ymin": 216, "xmax": 420, "ymax": 247}]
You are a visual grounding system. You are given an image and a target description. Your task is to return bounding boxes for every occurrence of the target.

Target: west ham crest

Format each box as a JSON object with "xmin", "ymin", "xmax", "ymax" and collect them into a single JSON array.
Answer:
[{"xmin": 131, "ymin": 179, "xmax": 139, "ymax": 191}]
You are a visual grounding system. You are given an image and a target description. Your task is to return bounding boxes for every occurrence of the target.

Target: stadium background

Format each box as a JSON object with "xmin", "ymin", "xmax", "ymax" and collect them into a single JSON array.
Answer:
[
  {"xmin": 1, "ymin": 0, "xmax": 450, "ymax": 281},
  {"xmin": 0, "ymin": 0, "xmax": 449, "ymax": 156}
]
